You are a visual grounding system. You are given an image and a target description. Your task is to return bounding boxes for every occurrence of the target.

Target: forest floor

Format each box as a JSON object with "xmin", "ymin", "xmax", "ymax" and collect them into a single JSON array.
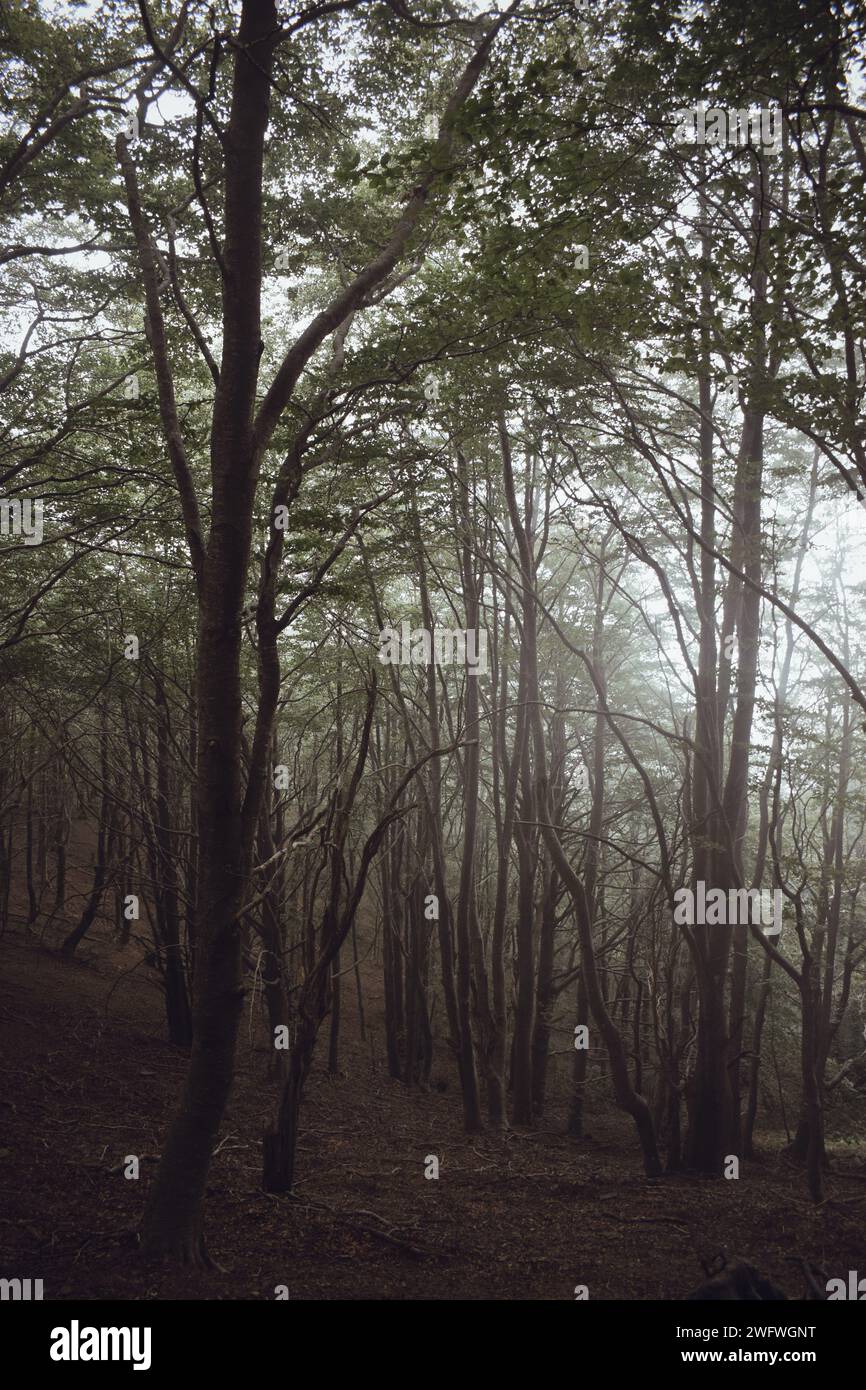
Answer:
[{"xmin": 1, "ymin": 918, "xmax": 864, "ymax": 1301}]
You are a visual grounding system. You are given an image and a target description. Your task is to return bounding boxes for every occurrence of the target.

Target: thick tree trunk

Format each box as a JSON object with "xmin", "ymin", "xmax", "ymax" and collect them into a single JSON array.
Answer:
[
  {"xmin": 139, "ymin": 614, "xmax": 249, "ymax": 1261},
  {"xmin": 139, "ymin": 0, "xmax": 279, "ymax": 1261},
  {"xmin": 262, "ymin": 1033, "xmax": 309, "ymax": 1194}
]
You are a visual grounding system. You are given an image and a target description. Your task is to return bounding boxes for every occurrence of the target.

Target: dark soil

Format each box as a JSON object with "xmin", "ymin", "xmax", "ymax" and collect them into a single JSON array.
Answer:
[{"xmin": 1, "ymin": 919, "xmax": 864, "ymax": 1301}]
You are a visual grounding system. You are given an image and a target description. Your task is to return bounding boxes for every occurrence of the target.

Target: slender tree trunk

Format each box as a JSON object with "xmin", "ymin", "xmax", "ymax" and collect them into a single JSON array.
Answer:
[
  {"xmin": 25, "ymin": 770, "xmax": 37, "ymax": 924},
  {"xmin": 744, "ymin": 951, "xmax": 772, "ymax": 1158},
  {"xmin": 531, "ymin": 862, "xmax": 557, "ymax": 1117},
  {"xmin": 62, "ymin": 709, "xmax": 110, "ymax": 956},
  {"xmin": 152, "ymin": 670, "xmax": 192, "ymax": 1049},
  {"xmin": 568, "ymin": 974, "xmax": 590, "ymax": 1137},
  {"xmin": 501, "ymin": 418, "xmax": 660, "ymax": 1174}
]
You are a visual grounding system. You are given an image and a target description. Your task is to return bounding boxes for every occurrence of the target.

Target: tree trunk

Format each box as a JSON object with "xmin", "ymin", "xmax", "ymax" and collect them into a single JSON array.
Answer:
[{"xmin": 139, "ymin": 0, "xmax": 280, "ymax": 1261}]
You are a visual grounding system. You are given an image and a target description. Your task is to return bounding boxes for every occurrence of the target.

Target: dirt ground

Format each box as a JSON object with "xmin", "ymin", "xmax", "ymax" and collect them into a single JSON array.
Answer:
[{"xmin": 1, "ymin": 917, "xmax": 864, "ymax": 1301}]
